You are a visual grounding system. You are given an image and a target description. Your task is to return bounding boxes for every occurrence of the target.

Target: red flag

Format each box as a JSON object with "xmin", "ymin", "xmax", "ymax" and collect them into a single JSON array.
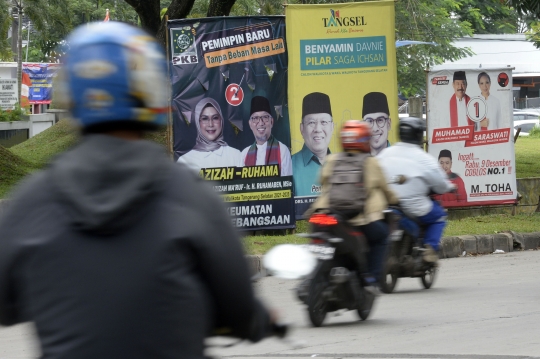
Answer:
[
  {"xmin": 103, "ymin": 9, "xmax": 110, "ymax": 22},
  {"xmin": 21, "ymin": 72, "xmax": 32, "ymax": 108}
]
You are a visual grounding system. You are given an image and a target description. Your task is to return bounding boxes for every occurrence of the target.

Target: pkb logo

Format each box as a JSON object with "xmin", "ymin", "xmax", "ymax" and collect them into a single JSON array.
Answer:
[{"xmin": 171, "ymin": 27, "xmax": 199, "ymax": 65}]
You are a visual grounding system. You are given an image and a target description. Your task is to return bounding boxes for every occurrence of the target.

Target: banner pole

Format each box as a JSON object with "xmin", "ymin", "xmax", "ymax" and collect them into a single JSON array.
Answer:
[
  {"xmin": 424, "ymin": 68, "xmax": 429, "ymax": 152},
  {"xmin": 165, "ymin": 15, "xmax": 173, "ymax": 157}
]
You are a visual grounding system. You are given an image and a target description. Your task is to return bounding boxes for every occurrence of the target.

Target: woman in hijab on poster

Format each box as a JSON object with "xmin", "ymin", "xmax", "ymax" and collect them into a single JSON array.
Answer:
[
  {"xmin": 477, "ymin": 72, "xmax": 501, "ymax": 130},
  {"xmin": 177, "ymin": 97, "xmax": 242, "ymax": 172}
]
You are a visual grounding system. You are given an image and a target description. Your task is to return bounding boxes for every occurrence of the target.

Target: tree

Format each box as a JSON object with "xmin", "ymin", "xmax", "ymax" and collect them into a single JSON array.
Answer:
[
  {"xmin": 451, "ymin": 0, "xmax": 519, "ymax": 34},
  {"xmin": 506, "ymin": 0, "xmax": 540, "ymax": 48},
  {"xmin": 395, "ymin": 0, "xmax": 474, "ymax": 97},
  {"xmin": 1, "ymin": 0, "xmax": 145, "ymax": 60},
  {"xmin": 0, "ymin": 0, "xmax": 72, "ymax": 63},
  {"xmin": 0, "ymin": 1, "xmax": 13, "ymax": 61},
  {"xmin": 0, "ymin": 0, "xmax": 503, "ymax": 98},
  {"xmin": 229, "ymin": 0, "xmax": 473, "ymax": 97},
  {"xmin": 188, "ymin": 0, "xmax": 209, "ymax": 18},
  {"xmin": 508, "ymin": 0, "xmax": 540, "ymax": 18},
  {"xmin": 125, "ymin": 0, "xmax": 194, "ymax": 45}
]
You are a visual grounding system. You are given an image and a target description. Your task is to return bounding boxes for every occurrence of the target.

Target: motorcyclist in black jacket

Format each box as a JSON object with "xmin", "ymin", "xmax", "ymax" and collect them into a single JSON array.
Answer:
[{"xmin": 0, "ymin": 22, "xmax": 272, "ymax": 359}]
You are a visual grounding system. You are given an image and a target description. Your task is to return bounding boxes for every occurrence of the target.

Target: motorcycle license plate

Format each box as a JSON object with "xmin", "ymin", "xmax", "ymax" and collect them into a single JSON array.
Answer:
[
  {"xmin": 304, "ymin": 244, "xmax": 335, "ymax": 260},
  {"xmin": 390, "ymin": 229, "xmax": 404, "ymax": 241}
]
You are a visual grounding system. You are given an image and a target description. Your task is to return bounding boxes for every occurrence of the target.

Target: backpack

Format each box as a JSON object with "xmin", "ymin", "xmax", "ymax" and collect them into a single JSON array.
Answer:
[{"xmin": 328, "ymin": 152, "xmax": 369, "ymax": 217}]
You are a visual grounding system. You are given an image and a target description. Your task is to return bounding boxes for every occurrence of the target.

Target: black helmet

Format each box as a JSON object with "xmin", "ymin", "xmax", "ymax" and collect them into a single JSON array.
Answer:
[{"xmin": 399, "ymin": 117, "xmax": 425, "ymax": 146}]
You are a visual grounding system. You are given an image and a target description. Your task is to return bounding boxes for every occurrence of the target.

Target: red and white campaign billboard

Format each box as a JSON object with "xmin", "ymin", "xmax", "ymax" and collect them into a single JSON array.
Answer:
[{"xmin": 427, "ymin": 67, "xmax": 517, "ymax": 207}]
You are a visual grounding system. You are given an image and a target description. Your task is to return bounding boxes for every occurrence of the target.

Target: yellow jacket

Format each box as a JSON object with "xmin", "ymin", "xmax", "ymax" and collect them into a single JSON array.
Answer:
[{"xmin": 305, "ymin": 153, "xmax": 399, "ymax": 226}]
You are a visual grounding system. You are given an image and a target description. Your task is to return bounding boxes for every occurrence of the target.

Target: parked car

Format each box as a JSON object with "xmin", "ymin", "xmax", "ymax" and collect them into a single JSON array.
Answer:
[
  {"xmin": 513, "ymin": 119, "xmax": 540, "ymax": 137},
  {"xmin": 513, "ymin": 110, "xmax": 540, "ymax": 122},
  {"xmin": 514, "ymin": 108, "xmax": 540, "ymax": 114}
]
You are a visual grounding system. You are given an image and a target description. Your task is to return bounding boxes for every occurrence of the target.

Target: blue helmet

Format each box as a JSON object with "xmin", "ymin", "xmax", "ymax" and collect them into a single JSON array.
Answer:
[{"xmin": 55, "ymin": 22, "xmax": 168, "ymax": 131}]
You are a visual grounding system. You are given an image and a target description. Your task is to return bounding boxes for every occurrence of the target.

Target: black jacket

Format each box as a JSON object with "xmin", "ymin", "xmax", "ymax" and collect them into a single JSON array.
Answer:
[{"xmin": 0, "ymin": 135, "xmax": 269, "ymax": 359}]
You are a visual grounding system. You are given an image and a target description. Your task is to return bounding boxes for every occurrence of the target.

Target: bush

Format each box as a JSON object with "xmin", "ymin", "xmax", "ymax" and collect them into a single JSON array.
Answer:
[
  {"xmin": 0, "ymin": 106, "xmax": 25, "ymax": 122},
  {"xmin": 528, "ymin": 125, "xmax": 540, "ymax": 138}
]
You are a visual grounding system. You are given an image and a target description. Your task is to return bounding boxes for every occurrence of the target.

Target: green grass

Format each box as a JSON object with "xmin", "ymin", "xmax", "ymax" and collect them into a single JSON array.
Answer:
[
  {"xmin": 528, "ymin": 126, "xmax": 540, "ymax": 138},
  {"xmin": 514, "ymin": 137, "xmax": 540, "ymax": 178},
  {"xmin": 243, "ymin": 220, "xmax": 309, "ymax": 255},
  {"xmin": 0, "ymin": 119, "xmax": 78, "ymax": 197},
  {"xmin": 0, "ymin": 146, "xmax": 38, "ymax": 197},
  {"xmin": 243, "ymin": 213, "xmax": 540, "ymax": 255},
  {"xmin": 243, "ymin": 232, "xmax": 309, "ymax": 256},
  {"xmin": 0, "ymin": 123, "xmax": 168, "ymax": 197},
  {"xmin": 444, "ymin": 213, "xmax": 540, "ymax": 236},
  {"xmin": 10, "ymin": 119, "xmax": 78, "ymax": 167}
]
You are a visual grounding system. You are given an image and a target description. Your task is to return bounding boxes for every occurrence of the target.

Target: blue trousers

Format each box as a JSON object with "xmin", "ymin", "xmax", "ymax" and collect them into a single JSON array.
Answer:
[
  {"xmin": 358, "ymin": 220, "xmax": 389, "ymax": 281},
  {"xmin": 417, "ymin": 201, "xmax": 447, "ymax": 251}
]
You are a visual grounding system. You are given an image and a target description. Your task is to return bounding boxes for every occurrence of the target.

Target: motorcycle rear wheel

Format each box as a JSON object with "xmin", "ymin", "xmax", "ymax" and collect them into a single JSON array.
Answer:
[
  {"xmin": 307, "ymin": 262, "xmax": 330, "ymax": 327},
  {"xmin": 380, "ymin": 256, "xmax": 398, "ymax": 293},
  {"xmin": 357, "ymin": 289, "xmax": 375, "ymax": 320},
  {"xmin": 420, "ymin": 265, "xmax": 437, "ymax": 289}
]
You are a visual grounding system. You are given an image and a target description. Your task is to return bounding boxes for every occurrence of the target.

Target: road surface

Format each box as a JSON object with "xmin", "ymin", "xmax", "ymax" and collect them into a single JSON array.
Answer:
[
  {"xmin": 211, "ymin": 250, "xmax": 540, "ymax": 359},
  {"xmin": 1, "ymin": 251, "xmax": 540, "ymax": 359}
]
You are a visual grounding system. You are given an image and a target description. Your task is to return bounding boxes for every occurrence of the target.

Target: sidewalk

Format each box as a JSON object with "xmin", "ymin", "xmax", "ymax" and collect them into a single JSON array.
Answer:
[{"xmin": 246, "ymin": 231, "xmax": 540, "ymax": 275}]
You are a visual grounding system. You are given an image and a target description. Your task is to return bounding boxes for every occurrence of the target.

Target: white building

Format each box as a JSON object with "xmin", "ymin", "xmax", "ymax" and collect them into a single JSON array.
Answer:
[{"xmin": 435, "ymin": 34, "xmax": 540, "ymax": 108}]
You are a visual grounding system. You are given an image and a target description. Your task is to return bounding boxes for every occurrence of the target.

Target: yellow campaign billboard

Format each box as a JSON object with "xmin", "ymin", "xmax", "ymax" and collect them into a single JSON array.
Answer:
[{"xmin": 286, "ymin": 1, "xmax": 398, "ymax": 217}]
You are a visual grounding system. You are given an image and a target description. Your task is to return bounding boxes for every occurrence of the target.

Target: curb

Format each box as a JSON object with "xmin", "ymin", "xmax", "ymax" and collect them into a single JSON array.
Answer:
[
  {"xmin": 246, "ymin": 232, "xmax": 540, "ymax": 275},
  {"xmin": 439, "ymin": 231, "xmax": 540, "ymax": 258},
  {"xmin": 246, "ymin": 255, "xmax": 266, "ymax": 278}
]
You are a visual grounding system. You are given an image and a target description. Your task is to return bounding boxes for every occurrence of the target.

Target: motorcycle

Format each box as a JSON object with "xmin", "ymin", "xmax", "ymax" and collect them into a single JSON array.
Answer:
[
  {"xmin": 379, "ymin": 207, "xmax": 438, "ymax": 294},
  {"xmin": 293, "ymin": 210, "xmax": 376, "ymax": 327}
]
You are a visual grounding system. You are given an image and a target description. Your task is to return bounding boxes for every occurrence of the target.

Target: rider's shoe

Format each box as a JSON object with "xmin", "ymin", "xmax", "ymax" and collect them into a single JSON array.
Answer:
[
  {"xmin": 363, "ymin": 276, "xmax": 382, "ymax": 296},
  {"xmin": 364, "ymin": 285, "xmax": 382, "ymax": 297},
  {"xmin": 423, "ymin": 245, "xmax": 439, "ymax": 264}
]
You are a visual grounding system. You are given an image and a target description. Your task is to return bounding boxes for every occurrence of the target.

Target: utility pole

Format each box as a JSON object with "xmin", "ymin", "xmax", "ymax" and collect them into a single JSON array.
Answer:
[
  {"xmin": 17, "ymin": 2, "xmax": 22, "ymax": 107},
  {"xmin": 10, "ymin": 7, "xmax": 18, "ymax": 63},
  {"xmin": 25, "ymin": 21, "xmax": 30, "ymax": 62},
  {"xmin": 12, "ymin": 0, "xmax": 24, "ymax": 108}
]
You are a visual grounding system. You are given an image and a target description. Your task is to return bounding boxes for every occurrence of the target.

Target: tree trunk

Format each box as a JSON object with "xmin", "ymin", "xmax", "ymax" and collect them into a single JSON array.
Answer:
[
  {"xmin": 156, "ymin": 0, "xmax": 197, "ymax": 46},
  {"xmin": 207, "ymin": 0, "xmax": 237, "ymax": 17},
  {"xmin": 124, "ymin": 0, "xmax": 162, "ymax": 36},
  {"xmin": 11, "ymin": 16, "xmax": 18, "ymax": 62}
]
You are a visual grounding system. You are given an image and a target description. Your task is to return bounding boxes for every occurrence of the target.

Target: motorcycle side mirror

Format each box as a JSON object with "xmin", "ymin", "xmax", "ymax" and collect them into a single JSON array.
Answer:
[{"xmin": 263, "ymin": 244, "xmax": 317, "ymax": 279}]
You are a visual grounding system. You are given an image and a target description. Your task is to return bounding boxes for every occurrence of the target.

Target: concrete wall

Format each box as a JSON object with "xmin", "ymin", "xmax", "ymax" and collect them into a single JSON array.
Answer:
[
  {"xmin": 0, "ymin": 113, "xmax": 55, "ymax": 137},
  {"xmin": 0, "ymin": 119, "xmax": 30, "ymax": 131},
  {"xmin": 0, "ymin": 66, "xmax": 12, "ymax": 79},
  {"xmin": 46, "ymin": 109, "xmax": 69, "ymax": 124},
  {"xmin": 29, "ymin": 113, "xmax": 55, "ymax": 137},
  {"xmin": 517, "ymin": 177, "xmax": 540, "ymax": 213}
]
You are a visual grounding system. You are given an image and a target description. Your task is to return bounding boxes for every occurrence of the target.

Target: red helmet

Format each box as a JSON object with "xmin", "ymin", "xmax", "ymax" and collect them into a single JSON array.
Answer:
[{"xmin": 340, "ymin": 120, "xmax": 371, "ymax": 152}]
